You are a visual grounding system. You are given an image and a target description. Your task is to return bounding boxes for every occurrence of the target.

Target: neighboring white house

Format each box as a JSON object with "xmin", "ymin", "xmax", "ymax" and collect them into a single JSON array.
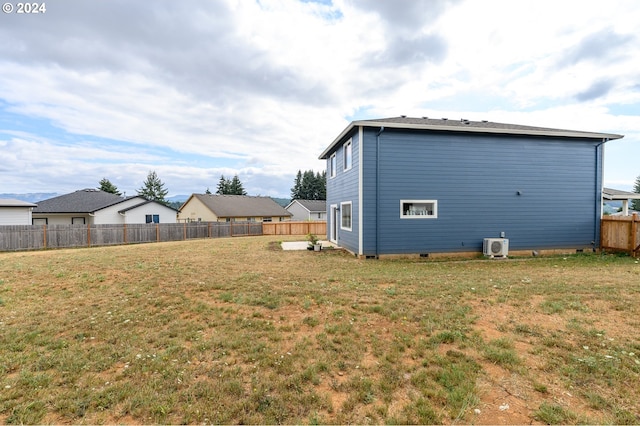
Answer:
[
  {"xmin": 285, "ymin": 199, "xmax": 327, "ymax": 221},
  {"xmin": 0, "ymin": 199, "xmax": 37, "ymax": 225},
  {"xmin": 32, "ymin": 189, "xmax": 178, "ymax": 225},
  {"xmin": 116, "ymin": 200, "xmax": 179, "ymax": 224},
  {"xmin": 602, "ymin": 187, "xmax": 640, "ymax": 216}
]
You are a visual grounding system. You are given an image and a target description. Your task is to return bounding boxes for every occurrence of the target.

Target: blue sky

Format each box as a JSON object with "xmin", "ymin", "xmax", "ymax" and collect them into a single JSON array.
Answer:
[{"xmin": 1, "ymin": 0, "xmax": 639, "ymax": 198}]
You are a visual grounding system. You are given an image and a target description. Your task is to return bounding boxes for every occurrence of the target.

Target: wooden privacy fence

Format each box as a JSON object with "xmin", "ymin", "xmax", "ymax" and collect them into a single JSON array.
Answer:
[
  {"xmin": 262, "ymin": 221, "xmax": 326, "ymax": 236},
  {"xmin": 0, "ymin": 222, "xmax": 262, "ymax": 251},
  {"xmin": 601, "ymin": 213, "xmax": 640, "ymax": 257},
  {"xmin": 0, "ymin": 221, "xmax": 326, "ymax": 252}
]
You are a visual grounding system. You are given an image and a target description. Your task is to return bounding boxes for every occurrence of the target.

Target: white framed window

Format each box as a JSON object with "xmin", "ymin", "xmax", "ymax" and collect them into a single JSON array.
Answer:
[
  {"xmin": 400, "ymin": 200, "xmax": 438, "ymax": 219},
  {"xmin": 340, "ymin": 201, "xmax": 352, "ymax": 231},
  {"xmin": 329, "ymin": 153, "xmax": 336, "ymax": 178},
  {"xmin": 343, "ymin": 139, "xmax": 352, "ymax": 171}
]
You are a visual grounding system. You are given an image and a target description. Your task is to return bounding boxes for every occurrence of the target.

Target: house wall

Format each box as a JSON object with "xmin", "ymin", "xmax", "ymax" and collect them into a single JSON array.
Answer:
[
  {"xmin": 93, "ymin": 198, "xmax": 149, "ymax": 224},
  {"xmin": 287, "ymin": 202, "xmax": 309, "ymax": 221},
  {"xmin": 328, "ymin": 127, "xmax": 604, "ymax": 256},
  {"xmin": 326, "ymin": 129, "xmax": 360, "ymax": 251},
  {"xmin": 178, "ymin": 197, "xmax": 219, "ymax": 222},
  {"xmin": 121, "ymin": 203, "xmax": 178, "ymax": 224},
  {"xmin": 32, "ymin": 214, "xmax": 92, "ymax": 225},
  {"xmin": 218, "ymin": 216, "xmax": 289, "ymax": 222},
  {"xmin": 287, "ymin": 202, "xmax": 326, "ymax": 221},
  {"xmin": 0, "ymin": 207, "xmax": 32, "ymax": 225}
]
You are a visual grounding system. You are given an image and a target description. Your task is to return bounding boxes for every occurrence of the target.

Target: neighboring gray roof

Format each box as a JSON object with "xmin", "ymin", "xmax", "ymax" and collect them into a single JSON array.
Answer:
[
  {"xmin": 33, "ymin": 189, "xmax": 138, "ymax": 213},
  {"xmin": 118, "ymin": 200, "xmax": 179, "ymax": 213},
  {"xmin": 287, "ymin": 199, "xmax": 326, "ymax": 213},
  {"xmin": 186, "ymin": 194, "xmax": 293, "ymax": 218},
  {"xmin": 602, "ymin": 187, "xmax": 640, "ymax": 200},
  {"xmin": 320, "ymin": 116, "xmax": 624, "ymax": 159},
  {"xmin": 0, "ymin": 198, "xmax": 37, "ymax": 207}
]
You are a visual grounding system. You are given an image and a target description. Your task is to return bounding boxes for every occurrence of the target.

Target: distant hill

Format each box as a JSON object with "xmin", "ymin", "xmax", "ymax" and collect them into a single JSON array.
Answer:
[
  {"xmin": 167, "ymin": 195, "xmax": 190, "ymax": 203},
  {"xmin": 0, "ymin": 193, "xmax": 58, "ymax": 203}
]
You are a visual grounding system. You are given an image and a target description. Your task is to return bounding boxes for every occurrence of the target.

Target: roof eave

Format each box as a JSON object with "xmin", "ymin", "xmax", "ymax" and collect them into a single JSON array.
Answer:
[{"xmin": 318, "ymin": 120, "xmax": 624, "ymax": 159}]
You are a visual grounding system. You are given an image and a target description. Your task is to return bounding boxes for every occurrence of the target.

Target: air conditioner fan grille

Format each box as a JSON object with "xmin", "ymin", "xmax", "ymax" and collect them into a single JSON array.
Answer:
[{"xmin": 491, "ymin": 241, "xmax": 503, "ymax": 254}]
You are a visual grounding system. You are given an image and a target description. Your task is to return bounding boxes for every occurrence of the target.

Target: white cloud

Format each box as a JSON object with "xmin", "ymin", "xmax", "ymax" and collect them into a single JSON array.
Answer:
[{"xmin": 1, "ymin": 0, "xmax": 639, "ymax": 196}]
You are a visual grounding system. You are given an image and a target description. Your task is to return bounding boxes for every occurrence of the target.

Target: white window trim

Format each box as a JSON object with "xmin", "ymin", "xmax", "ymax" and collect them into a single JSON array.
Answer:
[
  {"xmin": 343, "ymin": 139, "xmax": 353, "ymax": 171},
  {"xmin": 340, "ymin": 201, "xmax": 352, "ymax": 231},
  {"xmin": 400, "ymin": 200, "xmax": 438, "ymax": 219},
  {"xmin": 329, "ymin": 153, "xmax": 337, "ymax": 178}
]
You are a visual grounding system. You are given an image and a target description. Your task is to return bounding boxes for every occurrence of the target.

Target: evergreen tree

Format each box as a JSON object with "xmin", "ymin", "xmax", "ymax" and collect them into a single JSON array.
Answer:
[
  {"xmin": 228, "ymin": 175, "xmax": 247, "ymax": 195},
  {"xmin": 632, "ymin": 174, "xmax": 640, "ymax": 211},
  {"xmin": 290, "ymin": 170, "xmax": 302, "ymax": 200},
  {"xmin": 216, "ymin": 175, "xmax": 229, "ymax": 195},
  {"xmin": 316, "ymin": 171, "xmax": 326, "ymax": 200},
  {"xmin": 136, "ymin": 170, "xmax": 169, "ymax": 204},
  {"xmin": 290, "ymin": 169, "xmax": 326, "ymax": 200},
  {"xmin": 216, "ymin": 174, "xmax": 247, "ymax": 195},
  {"xmin": 98, "ymin": 178, "xmax": 121, "ymax": 196},
  {"xmin": 205, "ymin": 187, "xmax": 212, "ymax": 195}
]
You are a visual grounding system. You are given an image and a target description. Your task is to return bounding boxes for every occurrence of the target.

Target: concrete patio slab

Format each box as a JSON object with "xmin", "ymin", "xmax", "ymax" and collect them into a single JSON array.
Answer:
[{"xmin": 281, "ymin": 241, "xmax": 337, "ymax": 251}]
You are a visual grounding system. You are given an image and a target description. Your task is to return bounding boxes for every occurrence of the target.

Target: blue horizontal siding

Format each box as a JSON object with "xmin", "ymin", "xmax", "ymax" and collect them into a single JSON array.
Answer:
[
  {"xmin": 359, "ymin": 128, "xmax": 602, "ymax": 255},
  {"xmin": 325, "ymin": 129, "xmax": 360, "ymax": 253}
]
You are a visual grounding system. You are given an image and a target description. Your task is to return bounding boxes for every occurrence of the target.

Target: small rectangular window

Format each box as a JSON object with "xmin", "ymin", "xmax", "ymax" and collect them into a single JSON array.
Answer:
[
  {"xmin": 343, "ymin": 139, "xmax": 352, "ymax": 171},
  {"xmin": 341, "ymin": 201, "xmax": 352, "ymax": 231},
  {"xmin": 329, "ymin": 153, "xmax": 336, "ymax": 178},
  {"xmin": 263, "ymin": 217, "xmax": 272, "ymax": 222},
  {"xmin": 400, "ymin": 200, "xmax": 438, "ymax": 219}
]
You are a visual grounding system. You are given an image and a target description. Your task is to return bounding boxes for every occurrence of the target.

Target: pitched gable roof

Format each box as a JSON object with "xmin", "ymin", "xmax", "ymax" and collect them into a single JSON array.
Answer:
[
  {"xmin": 602, "ymin": 187, "xmax": 640, "ymax": 200},
  {"xmin": 320, "ymin": 116, "xmax": 624, "ymax": 159},
  {"xmin": 33, "ymin": 189, "xmax": 137, "ymax": 213},
  {"xmin": 0, "ymin": 199, "xmax": 37, "ymax": 207},
  {"xmin": 186, "ymin": 194, "xmax": 292, "ymax": 218},
  {"xmin": 287, "ymin": 199, "xmax": 326, "ymax": 213},
  {"xmin": 117, "ymin": 199, "xmax": 179, "ymax": 213}
]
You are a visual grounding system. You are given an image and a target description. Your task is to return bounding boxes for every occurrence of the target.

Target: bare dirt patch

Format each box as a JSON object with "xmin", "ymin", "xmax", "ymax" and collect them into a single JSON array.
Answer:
[{"xmin": 0, "ymin": 238, "xmax": 639, "ymax": 424}]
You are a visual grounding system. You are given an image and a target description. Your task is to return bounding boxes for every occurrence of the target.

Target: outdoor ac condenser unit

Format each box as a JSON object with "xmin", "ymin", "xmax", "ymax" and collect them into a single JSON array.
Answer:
[{"xmin": 483, "ymin": 238, "xmax": 509, "ymax": 258}]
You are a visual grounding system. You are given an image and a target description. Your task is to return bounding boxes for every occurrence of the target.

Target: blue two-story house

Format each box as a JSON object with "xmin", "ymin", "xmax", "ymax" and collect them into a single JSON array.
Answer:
[{"xmin": 319, "ymin": 116, "xmax": 623, "ymax": 258}]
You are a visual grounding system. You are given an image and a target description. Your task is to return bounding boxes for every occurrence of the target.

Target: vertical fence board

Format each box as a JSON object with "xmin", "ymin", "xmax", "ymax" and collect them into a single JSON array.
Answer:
[
  {"xmin": 601, "ymin": 214, "xmax": 640, "ymax": 256},
  {"xmin": 0, "ymin": 221, "xmax": 327, "ymax": 252}
]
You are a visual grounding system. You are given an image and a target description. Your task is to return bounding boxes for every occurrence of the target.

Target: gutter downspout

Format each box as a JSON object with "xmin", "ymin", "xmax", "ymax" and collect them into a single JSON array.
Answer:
[
  {"xmin": 376, "ymin": 126, "xmax": 385, "ymax": 258},
  {"xmin": 595, "ymin": 138, "xmax": 608, "ymax": 250}
]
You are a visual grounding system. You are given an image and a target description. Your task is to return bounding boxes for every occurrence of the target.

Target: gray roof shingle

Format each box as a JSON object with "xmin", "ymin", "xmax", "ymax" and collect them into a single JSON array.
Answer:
[
  {"xmin": 290, "ymin": 199, "xmax": 326, "ymax": 213},
  {"xmin": 33, "ymin": 189, "xmax": 135, "ymax": 213},
  {"xmin": 189, "ymin": 194, "xmax": 293, "ymax": 218}
]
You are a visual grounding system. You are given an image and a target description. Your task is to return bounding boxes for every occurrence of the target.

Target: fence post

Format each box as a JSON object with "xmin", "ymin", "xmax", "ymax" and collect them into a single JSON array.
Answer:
[
  {"xmin": 123, "ymin": 223, "xmax": 127, "ymax": 244},
  {"xmin": 43, "ymin": 224, "xmax": 47, "ymax": 249},
  {"xmin": 632, "ymin": 213, "xmax": 639, "ymax": 257},
  {"xmin": 87, "ymin": 224, "xmax": 91, "ymax": 248},
  {"xmin": 183, "ymin": 222, "xmax": 187, "ymax": 241}
]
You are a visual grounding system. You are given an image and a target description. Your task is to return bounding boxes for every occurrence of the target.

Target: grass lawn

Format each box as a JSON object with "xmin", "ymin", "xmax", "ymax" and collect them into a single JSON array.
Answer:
[{"xmin": 0, "ymin": 236, "xmax": 639, "ymax": 424}]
